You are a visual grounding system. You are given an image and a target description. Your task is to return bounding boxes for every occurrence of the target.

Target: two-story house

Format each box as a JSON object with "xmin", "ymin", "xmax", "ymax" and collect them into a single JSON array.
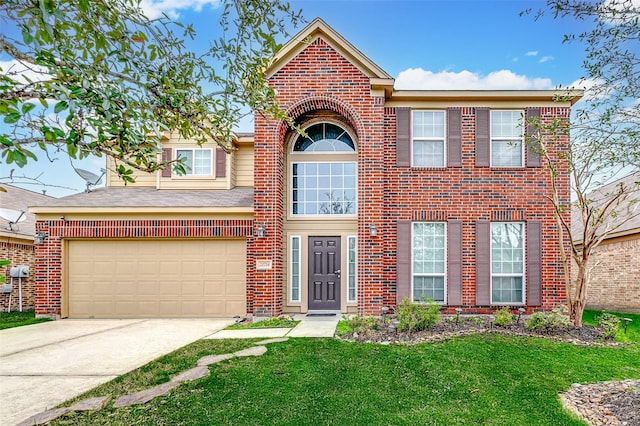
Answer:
[{"xmin": 31, "ymin": 19, "xmax": 581, "ymax": 319}]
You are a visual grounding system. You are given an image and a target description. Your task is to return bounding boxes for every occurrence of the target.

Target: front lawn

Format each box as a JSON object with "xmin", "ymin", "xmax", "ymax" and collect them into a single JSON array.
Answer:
[
  {"xmin": 0, "ymin": 310, "xmax": 51, "ymax": 330},
  {"xmin": 54, "ymin": 335, "xmax": 640, "ymax": 425},
  {"xmin": 583, "ymin": 309, "xmax": 640, "ymax": 343}
]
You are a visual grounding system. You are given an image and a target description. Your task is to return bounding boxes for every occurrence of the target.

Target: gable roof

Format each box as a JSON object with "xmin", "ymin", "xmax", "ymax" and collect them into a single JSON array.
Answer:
[
  {"xmin": 267, "ymin": 17, "xmax": 394, "ymax": 86},
  {"xmin": 0, "ymin": 184, "xmax": 53, "ymax": 241},
  {"xmin": 571, "ymin": 172, "xmax": 640, "ymax": 242}
]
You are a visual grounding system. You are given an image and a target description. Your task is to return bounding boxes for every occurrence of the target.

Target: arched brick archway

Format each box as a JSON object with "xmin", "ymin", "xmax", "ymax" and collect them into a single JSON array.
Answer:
[{"xmin": 278, "ymin": 95, "xmax": 364, "ymax": 143}]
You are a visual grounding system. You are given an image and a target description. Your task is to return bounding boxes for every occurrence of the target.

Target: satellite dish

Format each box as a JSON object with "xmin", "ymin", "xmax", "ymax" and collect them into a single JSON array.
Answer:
[
  {"xmin": 74, "ymin": 168, "xmax": 105, "ymax": 192},
  {"xmin": 0, "ymin": 208, "xmax": 26, "ymax": 231}
]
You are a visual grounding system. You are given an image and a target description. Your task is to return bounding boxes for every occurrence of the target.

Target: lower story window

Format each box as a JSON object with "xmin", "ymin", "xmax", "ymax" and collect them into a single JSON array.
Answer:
[
  {"xmin": 412, "ymin": 222, "xmax": 446, "ymax": 303},
  {"xmin": 491, "ymin": 222, "xmax": 525, "ymax": 304},
  {"xmin": 347, "ymin": 236, "xmax": 357, "ymax": 302},
  {"xmin": 290, "ymin": 236, "xmax": 301, "ymax": 302}
]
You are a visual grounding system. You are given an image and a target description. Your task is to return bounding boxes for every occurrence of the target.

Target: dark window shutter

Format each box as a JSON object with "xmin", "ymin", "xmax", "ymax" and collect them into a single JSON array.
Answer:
[
  {"xmin": 475, "ymin": 107, "xmax": 490, "ymax": 167},
  {"xmin": 215, "ymin": 148, "xmax": 226, "ymax": 178},
  {"xmin": 526, "ymin": 107, "xmax": 542, "ymax": 167},
  {"xmin": 475, "ymin": 220, "xmax": 491, "ymax": 305},
  {"xmin": 161, "ymin": 148, "xmax": 172, "ymax": 177},
  {"xmin": 447, "ymin": 108, "xmax": 462, "ymax": 167},
  {"xmin": 527, "ymin": 221, "xmax": 542, "ymax": 305},
  {"xmin": 447, "ymin": 220, "xmax": 463, "ymax": 305},
  {"xmin": 396, "ymin": 220, "xmax": 412, "ymax": 304},
  {"xmin": 396, "ymin": 107, "xmax": 411, "ymax": 167}
]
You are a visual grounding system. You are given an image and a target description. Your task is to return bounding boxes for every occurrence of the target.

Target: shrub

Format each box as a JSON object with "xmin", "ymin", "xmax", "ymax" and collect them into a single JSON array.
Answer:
[
  {"xmin": 525, "ymin": 306, "xmax": 570, "ymax": 332},
  {"xmin": 396, "ymin": 297, "xmax": 440, "ymax": 332},
  {"xmin": 337, "ymin": 315, "xmax": 381, "ymax": 336},
  {"xmin": 595, "ymin": 312, "xmax": 620, "ymax": 340},
  {"xmin": 493, "ymin": 307, "xmax": 515, "ymax": 327}
]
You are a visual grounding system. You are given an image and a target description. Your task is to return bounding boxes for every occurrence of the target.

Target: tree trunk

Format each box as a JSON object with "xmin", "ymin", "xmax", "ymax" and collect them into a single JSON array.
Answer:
[{"xmin": 570, "ymin": 261, "xmax": 589, "ymax": 327}]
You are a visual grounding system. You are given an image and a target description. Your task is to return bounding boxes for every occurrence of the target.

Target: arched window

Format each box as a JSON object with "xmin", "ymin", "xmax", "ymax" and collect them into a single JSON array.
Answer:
[
  {"xmin": 290, "ymin": 122, "xmax": 357, "ymax": 216},
  {"xmin": 293, "ymin": 123, "xmax": 355, "ymax": 152}
]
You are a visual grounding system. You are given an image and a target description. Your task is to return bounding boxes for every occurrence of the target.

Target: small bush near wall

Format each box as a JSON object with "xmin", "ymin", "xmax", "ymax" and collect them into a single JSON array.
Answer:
[{"xmin": 396, "ymin": 298, "xmax": 440, "ymax": 332}]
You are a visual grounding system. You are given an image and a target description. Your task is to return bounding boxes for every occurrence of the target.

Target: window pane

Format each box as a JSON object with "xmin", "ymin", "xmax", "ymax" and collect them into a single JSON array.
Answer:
[
  {"xmin": 193, "ymin": 150, "xmax": 211, "ymax": 175},
  {"xmin": 176, "ymin": 150, "xmax": 193, "ymax": 174},
  {"xmin": 413, "ymin": 111, "xmax": 445, "ymax": 138},
  {"xmin": 491, "ymin": 111, "xmax": 522, "ymax": 138},
  {"xmin": 291, "ymin": 162, "xmax": 357, "ymax": 216},
  {"xmin": 414, "ymin": 140, "xmax": 445, "ymax": 167},
  {"xmin": 492, "ymin": 140, "xmax": 522, "ymax": 167},
  {"xmin": 491, "ymin": 223, "xmax": 524, "ymax": 304},
  {"xmin": 291, "ymin": 237, "xmax": 300, "ymax": 302},
  {"xmin": 412, "ymin": 222, "xmax": 446, "ymax": 303},
  {"xmin": 348, "ymin": 236, "xmax": 357, "ymax": 302},
  {"xmin": 293, "ymin": 123, "xmax": 355, "ymax": 152}
]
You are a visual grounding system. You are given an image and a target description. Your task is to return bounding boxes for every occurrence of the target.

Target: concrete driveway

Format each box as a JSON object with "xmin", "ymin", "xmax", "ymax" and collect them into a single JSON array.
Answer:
[{"xmin": 0, "ymin": 318, "xmax": 232, "ymax": 425}]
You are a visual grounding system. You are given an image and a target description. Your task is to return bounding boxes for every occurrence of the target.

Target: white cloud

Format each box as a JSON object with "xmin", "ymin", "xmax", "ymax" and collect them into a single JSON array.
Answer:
[
  {"xmin": 139, "ymin": 0, "xmax": 220, "ymax": 19},
  {"xmin": 539, "ymin": 56, "xmax": 554, "ymax": 63},
  {"xmin": 0, "ymin": 59, "xmax": 49, "ymax": 84},
  {"xmin": 394, "ymin": 68, "xmax": 554, "ymax": 90},
  {"xmin": 567, "ymin": 77, "xmax": 609, "ymax": 101},
  {"xmin": 525, "ymin": 51, "xmax": 538, "ymax": 56}
]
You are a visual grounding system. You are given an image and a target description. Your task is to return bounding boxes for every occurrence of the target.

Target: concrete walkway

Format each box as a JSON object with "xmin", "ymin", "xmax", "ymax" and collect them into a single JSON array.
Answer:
[
  {"xmin": 207, "ymin": 314, "xmax": 340, "ymax": 339},
  {"xmin": 0, "ymin": 318, "xmax": 232, "ymax": 426}
]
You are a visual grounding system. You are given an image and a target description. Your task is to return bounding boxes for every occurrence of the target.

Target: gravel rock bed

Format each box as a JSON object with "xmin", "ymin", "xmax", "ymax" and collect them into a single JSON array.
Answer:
[{"xmin": 560, "ymin": 380, "xmax": 640, "ymax": 425}]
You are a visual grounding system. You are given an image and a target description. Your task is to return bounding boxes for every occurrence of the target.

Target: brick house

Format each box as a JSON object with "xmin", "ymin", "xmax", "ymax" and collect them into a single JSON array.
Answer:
[
  {"xmin": 571, "ymin": 172, "xmax": 640, "ymax": 313},
  {"xmin": 1, "ymin": 185, "xmax": 53, "ymax": 311},
  {"xmin": 30, "ymin": 19, "xmax": 582, "ymax": 319}
]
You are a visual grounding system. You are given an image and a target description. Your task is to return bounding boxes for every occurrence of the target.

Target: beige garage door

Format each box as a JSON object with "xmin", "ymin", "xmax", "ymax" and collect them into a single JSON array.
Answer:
[{"xmin": 67, "ymin": 239, "xmax": 246, "ymax": 318}]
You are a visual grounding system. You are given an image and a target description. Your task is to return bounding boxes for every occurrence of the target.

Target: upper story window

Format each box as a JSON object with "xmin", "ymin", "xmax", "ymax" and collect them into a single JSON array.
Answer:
[
  {"xmin": 491, "ymin": 110, "xmax": 523, "ymax": 167},
  {"xmin": 293, "ymin": 122, "xmax": 355, "ymax": 152},
  {"xmin": 412, "ymin": 111, "xmax": 445, "ymax": 167},
  {"xmin": 176, "ymin": 148, "xmax": 212, "ymax": 176},
  {"xmin": 290, "ymin": 121, "xmax": 357, "ymax": 216}
]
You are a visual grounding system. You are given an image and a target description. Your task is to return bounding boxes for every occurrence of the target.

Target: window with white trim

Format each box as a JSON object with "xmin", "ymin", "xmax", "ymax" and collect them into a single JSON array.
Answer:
[
  {"xmin": 491, "ymin": 222, "xmax": 525, "ymax": 304},
  {"xmin": 175, "ymin": 148, "xmax": 212, "ymax": 176},
  {"xmin": 490, "ymin": 110, "xmax": 523, "ymax": 167},
  {"xmin": 412, "ymin": 222, "xmax": 446, "ymax": 303},
  {"xmin": 290, "ymin": 236, "xmax": 301, "ymax": 302},
  {"xmin": 412, "ymin": 111, "xmax": 445, "ymax": 167},
  {"xmin": 347, "ymin": 236, "xmax": 357, "ymax": 302}
]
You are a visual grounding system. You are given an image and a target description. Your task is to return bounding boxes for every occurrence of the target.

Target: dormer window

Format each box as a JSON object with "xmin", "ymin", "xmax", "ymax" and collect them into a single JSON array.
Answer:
[{"xmin": 175, "ymin": 148, "xmax": 212, "ymax": 176}]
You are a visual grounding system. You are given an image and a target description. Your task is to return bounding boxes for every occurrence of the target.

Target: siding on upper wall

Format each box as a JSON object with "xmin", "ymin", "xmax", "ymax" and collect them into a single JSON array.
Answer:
[
  {"xmin": 235, "ymin": 143, "xmax": 255, "ymax": 187},
  {"xmin": 106, "ymin": 157, "xmax": 156, "ymax": 188}
]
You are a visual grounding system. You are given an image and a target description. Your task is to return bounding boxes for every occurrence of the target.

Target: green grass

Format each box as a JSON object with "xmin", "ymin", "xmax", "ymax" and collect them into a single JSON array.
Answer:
[
  {"xmin": 583, "ymin": 309, "xmax": 640, "ymax": 343},
  {"xmin": 52, "ymin": 334, "xmax": 640, "ymax": 425},
  {"xmin": 0, "ymin": 310, "xmax": 51, "ymax": 330},
  {"xmin": 225, "ymin": 317, "xmax": 300, "ymax": 330}
]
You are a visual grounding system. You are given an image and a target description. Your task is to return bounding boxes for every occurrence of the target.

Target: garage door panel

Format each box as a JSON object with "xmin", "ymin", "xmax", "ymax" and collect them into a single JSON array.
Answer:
[{"xmin": 68, "ymin": 240, "xmax": 246, "ymax": 318}]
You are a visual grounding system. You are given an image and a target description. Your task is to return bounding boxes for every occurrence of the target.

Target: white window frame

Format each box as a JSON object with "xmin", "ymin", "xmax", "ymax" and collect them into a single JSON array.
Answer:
[
  {"xmin": 289, "ymin": 235, "xmax": 301, "ymax": 303},
  {"xmin": 412, "ymin": 110, "xmax": 446, "ymax": 168},
  {"xmin": 490, "ymin": 222, "xmax": 526, "ymax": 305},
  {"xmin": 347, "ymin": 235, "xmax": 357, "ymax": 303},
  {"xmin": 290, "ymin": 161, "xmax": 357, "ymax": 217},
  {"xmin": 411, "ymin": 222, "xmax": 447, "ymax": 304},
  {"xmin": 490, "ymin": 110, "xmax": 524, "ymax": 168},
  {"xmin": 174, "ymin": 148, "xmax": 213, "ymax": 176}
]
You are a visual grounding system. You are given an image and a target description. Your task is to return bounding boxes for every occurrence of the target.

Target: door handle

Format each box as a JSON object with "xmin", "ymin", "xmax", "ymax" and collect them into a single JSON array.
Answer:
[{"xmin": 334, "ymin": 269, "xmax": 341, "ymax": 278}]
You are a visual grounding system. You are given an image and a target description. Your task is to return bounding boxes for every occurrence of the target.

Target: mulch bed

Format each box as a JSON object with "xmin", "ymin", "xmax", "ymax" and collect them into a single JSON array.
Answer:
[{"xmin": 337, "ymin": 316, "xmax": 639, "ymax": 425}]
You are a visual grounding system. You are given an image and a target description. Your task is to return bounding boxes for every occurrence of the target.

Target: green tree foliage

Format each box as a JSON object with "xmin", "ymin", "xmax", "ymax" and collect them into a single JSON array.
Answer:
[
  {"xmin": 524, "ymin": 0, "xmax": 640, "ymax": 325},
  {"xmin": 0, "ymin": 0, "xmax": 303, "ymax": 181}
]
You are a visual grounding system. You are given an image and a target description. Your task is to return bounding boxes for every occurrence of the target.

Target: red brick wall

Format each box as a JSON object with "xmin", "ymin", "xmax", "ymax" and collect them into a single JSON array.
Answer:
[
  {"xmin": 34, "ymin": 219, "xmax": 253, "ymax": 317},
  {"xmin": 254, "ymin": 37, "xmax": 571, "ymax": 315},
  {"xmin": 0, "ymin": 240, "xmax": 36, "ymax": 311}
]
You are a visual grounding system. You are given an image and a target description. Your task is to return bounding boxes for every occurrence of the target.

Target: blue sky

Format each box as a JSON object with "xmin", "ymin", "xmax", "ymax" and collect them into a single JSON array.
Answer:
[{"xmin": 4, "ymin": 0, "xmax": 594, "ymax": 197}]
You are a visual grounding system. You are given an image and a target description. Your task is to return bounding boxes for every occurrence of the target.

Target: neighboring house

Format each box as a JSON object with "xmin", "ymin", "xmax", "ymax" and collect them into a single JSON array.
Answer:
[
  {"xmin": 0, "ymin": 184, "xmax": 53, "ymax": 311},
  {"xmin": 30, "ymin": 19, "xmax": 582, "ymax": 319},
  {"xmin": 571, "ymin": 172, "xmax": 640, "ymax": 313}
]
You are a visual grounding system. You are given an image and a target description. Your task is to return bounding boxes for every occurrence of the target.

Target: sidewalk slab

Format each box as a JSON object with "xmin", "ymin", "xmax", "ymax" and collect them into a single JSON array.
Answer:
[
  {"xmin": 205, "ymin": 328, "xmax": 291, "ymax": 339},
  {"xmin": 287, "ymin": 318, "xmax": 338, "ymax": 338}
]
